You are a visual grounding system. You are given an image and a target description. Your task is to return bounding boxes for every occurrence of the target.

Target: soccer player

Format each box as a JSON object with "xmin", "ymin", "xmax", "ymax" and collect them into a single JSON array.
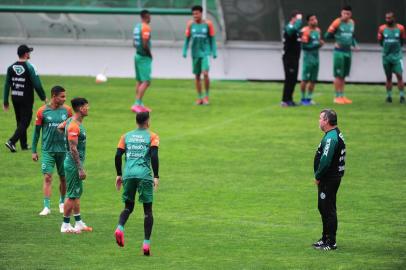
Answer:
[
  {"xmin": 114, "ymin": 112, "xmax": 159, "ymax": 256},
  {"xmin": 59, "ymin": 97, "xmax": 92, "ymax": 233},
  {"xmin": 377, "ymin": 11, "xmax": 406, "ymax": 103},
  {"xmin": 131, "ymin": 10, "xmax": 153, "ymax": 113},
  {"xmin": 32, "ymin": 86, "xmax": 72, "ymax": 216},
  {"xmin": 325, "ymin": 5, "xmax": 358, "ymax": 105},
  {"xmin": 3, "ymin": 44, "xmax": 46, "ymax": 152},
  {"xmin": 281, "ymin": 10, "xmax": 303, "ymax": 107},
  {"xmin": 300, "ymin": 14, "xmax": 324, "ymax": 105},
  {"xmin": 182, "ymin": 5, "xmax": 217, "ymax": 105},
  {"xmin": 313, "ymin": 109, "xmax": 346, "ymax": 251}
]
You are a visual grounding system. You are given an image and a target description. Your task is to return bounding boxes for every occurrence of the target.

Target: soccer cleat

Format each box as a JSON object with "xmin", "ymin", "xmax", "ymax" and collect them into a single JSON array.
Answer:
[
  {"xmin": 131, "ymin": 105, "xmax": 144, "ymax": 113},
  {"xmin": 5, "ymin": 141, "xmax": 17, "ymax": 153},
  {"xmin": 142, "ymin": 106, "xmax": 152, "ymax": 112},
  {"xmin": 195, "ymin": 99, "xmax": 203, "ymax": 105},
  {"xmin": 312, "ymin": 238, "xmax": 326, "ymax": 248},
  {"xmin": 39, "ymin": 207, "xmax": 51, "ymax": 216},
  {"xmin": 342, "ymin": 96, "xmax": 352, "ymax": 104},
  {"xmin": 334, "ymin": 97, "xmax": 346, "ymax": 104},
  {"xmin": 59, "ymin": 203, "xmax": 64, "ymax": 214},
  {"xmin": 288, "ymin": 101, "xmax": 298, "ymax": 107},
  {"xmin": 300, "ymin": 98, "xmax": 310, "ymax": 106},
  {"xmin": 280, "ymin": 101, "xmax": 289, "ymax": 107},
  {"xmin": 21, "ymin": 145, "xmax": 31, "ymax": 151},
  {"xmin": 400, "ymin": 96, "xmax": 405, "ymax": 104},
  {"xmin": 308, "ymin": 99, "xmax": 316, "ymax": 105},
  {"xmin": 74, "ymin": 221, "xmax": 93, "ymax": 232},
  {"xmin": 386, "ymin": 96, "xmax": 393, "ymax": 103},
  {"xmin": 202, "ymin": 96, "xmax": 209, "ymax": 105},
  {"xmin": 61, "ymin": 223, "xmax": 80, "ymax": 233},
  {"xmin": 315, "ymin": 242, "xmax": 337, "ymax": 251},
  {"xmin": 143, "ymin": 243, "xmax": 151, "ymax": 256},
  {"xmin": 115, "ymin": 228, "xmax": 125, "ymax": 247}
]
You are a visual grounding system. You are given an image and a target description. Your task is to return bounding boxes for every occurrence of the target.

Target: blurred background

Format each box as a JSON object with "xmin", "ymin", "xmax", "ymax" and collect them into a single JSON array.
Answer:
[{"xmin": 1, "ymin": 0, "xmax": 405, "ymax": 82}]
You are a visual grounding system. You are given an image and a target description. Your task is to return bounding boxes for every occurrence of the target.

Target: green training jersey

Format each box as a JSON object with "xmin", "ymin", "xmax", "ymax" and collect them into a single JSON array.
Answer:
[
  {"xmin": 33, "ymin": 104, "xmax": 72, "ymax": 153},
  {"xmin": 314, "ymin": 128, "xmax": 346, "ymax": 181},
  {"xmin": 64, "ymin": 118, "xmax": 87, "ymax": 166},
  {"xmin": 301, "ymin": 26, "xmax": 322, "ymax": 62},
  {"xmin": 325, "ymin": 18, "xmax": 356, "ymax": 51},
  {"xmin": 378, "ymin": 23, "xmax": 406, "ymax": 60},
  {"xmin": 183, "ymin": 20, "xmax": 217, "ymax": 58},
  {"xmin": 117, "ymin": 128, "xmax": 159, "ymax": 181},
  {"xmin": 133, "ymin": 22, "xmax": 151, "ymax": 56}
]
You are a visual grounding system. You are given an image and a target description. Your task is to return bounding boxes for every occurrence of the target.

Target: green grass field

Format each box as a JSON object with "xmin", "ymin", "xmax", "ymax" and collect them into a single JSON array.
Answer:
[{"xmin": 0, "ymin": 76, "xmax": 405, "ymax": 270}]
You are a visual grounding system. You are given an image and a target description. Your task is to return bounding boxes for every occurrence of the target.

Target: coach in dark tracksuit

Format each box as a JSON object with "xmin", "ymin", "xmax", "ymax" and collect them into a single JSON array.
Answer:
[
  {"xmin": 3, "ymin": 45, "xmax": 46, "ymax": 152},
  {"xmin": 281, "ymin": 11, "xmax": 302, "ymax": 107},
  {"xmin": 313, "ymin": 109, "xmax": 346, "ymax": 251}
]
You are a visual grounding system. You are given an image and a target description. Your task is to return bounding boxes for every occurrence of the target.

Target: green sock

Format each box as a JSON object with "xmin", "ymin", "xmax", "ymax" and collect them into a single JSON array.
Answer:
[
  {"xmin": 63, "ymin": 216, "xmax": 70, "ymax": 224},
  {"xmin": 335, "ymin": 91, "xmax": 340, "ymax": 97},
  {"xmin": 44, "ymin": 197, "xmax": 50, "ymax": 208},
  {"xmin": 205, "ymin": 90, "xmax": 209, "ymax": 97},
  {"xmin": 59, "ymin": 195, "xmax": 65, "ymax": 204},
  {"xmin": 198, "ymin": 92, "xmax": 204, "ymax": 99},
  {"xmin": 74, "ymin": 214, "xmax": 81, "ymax": 222},
  {"xmin": 400, "ymin": 89, "xmax": 405, "ymax": 97},
  {"xmin": 117, "ymin": 225, "xmax": 124, "ymax": 231},
  {"xmin": 386, "ymin": 89, "xmax": 392, "ymax": 97},
  {"xmin": 143, "ymin": 239, "xmax": 151, "ymax": 245},
  {"xmin": 135, "ymin": 99, "xmax": 143, "ymax": 106},
  {"xmin": 301, "ymin": 91, "xmax": 306, "ymax": 99},
  {"xmin": 307, "ymin": 92, "xmax": 313, "ymax": 100}
]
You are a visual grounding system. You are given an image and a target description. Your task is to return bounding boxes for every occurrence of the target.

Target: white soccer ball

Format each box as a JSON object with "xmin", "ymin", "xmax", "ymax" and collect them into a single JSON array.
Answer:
[{"xmin": 95, "ymin": 73, "xmax": 107, "ymax": 83}]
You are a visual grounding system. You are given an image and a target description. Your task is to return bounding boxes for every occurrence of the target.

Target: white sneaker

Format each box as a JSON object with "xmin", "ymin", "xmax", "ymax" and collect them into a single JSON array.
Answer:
[
  {"xmin": 59, "ymin": 203, "xmax": 64, "ymax": 214},
  {"xmin": 61, "ymin": 223, "xmax": 80, "ymax": 233},
  {"xmin": 39, "ymin": 207, "xmax": 51, "ymax": 216},
  {"xmin": 74, "ymin": 220, "xmax": 93, "ymax": 232}
]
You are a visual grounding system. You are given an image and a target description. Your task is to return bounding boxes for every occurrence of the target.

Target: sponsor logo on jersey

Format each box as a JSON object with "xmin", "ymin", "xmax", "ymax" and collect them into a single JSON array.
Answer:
[
  {"xmin": 12, "ymin": 65, "xmax": 25, "ymax": 76},
  {"xmin": 62, "ymin": 114, "xmax": 67, "ymax": 121},
  {"xmin": 320, "ymin": 192, "xmax": 326, "ymax": 199}
]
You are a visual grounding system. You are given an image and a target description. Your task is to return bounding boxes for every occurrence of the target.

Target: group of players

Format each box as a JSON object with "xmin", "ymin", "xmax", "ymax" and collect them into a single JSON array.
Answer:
[{"xmin": 282, "ymin": 6, "xmax": 406, "ymax": 106}]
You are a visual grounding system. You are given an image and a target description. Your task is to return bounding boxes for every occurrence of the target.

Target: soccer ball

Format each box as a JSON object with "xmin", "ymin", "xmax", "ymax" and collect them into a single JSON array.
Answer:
[{"xmin": 95, "ymin": 73, "xmax": 107, "ymax": 83}]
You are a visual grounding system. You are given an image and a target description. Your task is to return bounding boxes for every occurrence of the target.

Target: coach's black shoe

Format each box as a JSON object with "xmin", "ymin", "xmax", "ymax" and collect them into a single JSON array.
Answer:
[
  {"xmin": 21, "ymin": 144, "xmax": 31, "ymax": 151},
  {"xmin": 386, "ymin": 96, "xmax": 392, "ymax": 103},
  {"xmin": 5, "ymin": 141, "xmax": 17, "ymax": 153},
  {"xmin": 315, "ymin": 241, "xmax": 337, "ymax": 251},
  {"xmin": 400, "ymin": 96, "xmax": 405, "ymax": 104},
  {"xmin": 312, "ymin": 238, "xmax": 326, "ymax": 248}
]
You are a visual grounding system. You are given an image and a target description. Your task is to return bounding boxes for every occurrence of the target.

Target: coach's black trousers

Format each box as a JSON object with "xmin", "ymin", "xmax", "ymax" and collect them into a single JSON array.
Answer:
[
  {"xmin": 318, "ymin": 177, "xmax": 341, "ymax": 244},
  {"xmin": 282, "ymin": 55, "xmax": 299, "ymax": 102},
  {"xmin": 9, "ymin": 99, "xmax": 33, "ymax": 148}
]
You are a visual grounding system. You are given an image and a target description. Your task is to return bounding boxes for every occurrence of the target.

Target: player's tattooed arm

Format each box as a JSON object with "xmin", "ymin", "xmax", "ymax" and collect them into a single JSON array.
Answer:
[{"xmin": 69, "ymin": 138, "xmax": 86, "ymax": 180}]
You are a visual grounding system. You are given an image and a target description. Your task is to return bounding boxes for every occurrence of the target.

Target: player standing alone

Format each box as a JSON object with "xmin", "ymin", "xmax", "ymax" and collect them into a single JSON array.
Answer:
[
  {"xmin": 325, "ymin": 5, "xmax": 358, "ymax": 105},
  {"xmin": 114, "ymin": 112, "xmax": 159, "ymax": 256},
  {"xmin": 183, "ymin": 5, "xmax": 217, "ymax": 105},
  {"xmin": 59, "ymin": 97, "xmax": 92, "ymax": 233},
  {"xmin": 131, "ymin": 10, "xmax": 153, "ymax": 113},
  {"xmin": 378, "ymin": 11, "xmax": 406, "ymax": 104},
  {"xmin": 32, "ymin": 86, "xmax": 72, "ymax": 216},
  {"xmin": 300, "ymin": 14, "xmax": 324, "ymax": 105}
]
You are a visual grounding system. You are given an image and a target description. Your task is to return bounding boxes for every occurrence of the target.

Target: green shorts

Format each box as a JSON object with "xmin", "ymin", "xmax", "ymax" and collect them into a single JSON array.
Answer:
[
  {"xmin": 192, "ymin": 56, "xmax": 209, "ymax": 75},
  {"xmin": 122, "ymin": 178, "xmax": 153, "ymax": 204},
  {"xmin": 333, "ymin": 50, "xmax": 352, "ymax": 78},
  {"xmin": 383, "ymin": 57, "xmax": 403, "ymax": 78},
  {"xmin": 302, "ymin": 57, "xmax": 319, "ymax": 82},
  {"xmin": 135, "ymin": 54, "xmax": 152, "ymax": 82},
  {"xmin": 41, "ymin": 151, "xmax": 66, "ymax": 176},
  {"xmin": 64, "ymin": 161, "xmax": 83, "ymax": 199}
]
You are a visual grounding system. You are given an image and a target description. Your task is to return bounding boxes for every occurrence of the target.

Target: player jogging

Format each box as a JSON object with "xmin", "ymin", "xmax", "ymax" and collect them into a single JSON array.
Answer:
[
  {"xmin": 59, "ymin": 97, "xmax": 92, "ymax": 233},
  {"xmin": 114, "ymin": 112, "xmax": 159, "ymax": 256},
  {"xmin": 182, "ymin": 5, "xmax": 217, "ymax": 105},
  {"xmin": 300, "ymin": 14, "xmax": 324, "ymax": 105},
  {"xmin": 131, "ymin": 10, "xmax": 153, "ymax": 113},
  {"xmin": 325, "ymin": 5, "xmax": 358, "ymax": 105},
  {"xmin": 32, "ymin": 86, "xmax": 72, "ymax": 216},
  {"xmin": 378, "ymin": 11, "xmax": 406, "ymax": 104}
]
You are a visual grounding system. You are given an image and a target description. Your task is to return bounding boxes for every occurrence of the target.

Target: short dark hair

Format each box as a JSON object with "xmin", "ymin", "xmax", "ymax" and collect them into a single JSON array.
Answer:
[
  {"xmin": 136, "ymin": 111, "xmax": 150, "ymax": 125},
  {"xmin": 71, "ymin": 97, "xmax": 88, "ymax": 112},
  {"xmin": 342, "ymin": 5, "xmax": 352, "ymax": 11},
  {"xmin": 192, "ymin": 5, "xmax": 203, "ymax": 13},
  {"xmin": 51, "ymin": 85, "xmax": 65, "ymax": 97},
  {"xmin": 306, "ymin": 14, "xmax": 316, "ymax": 21},
  {"xmin": 140, "ymin": 9, "xmax": 150, "ymax": 19},
  {"xmin": 321, "ymin": 109, "xmax": 338, "ymax": 126},
  {"xmin": 386, "ymin": 11, "xmax": 395, "ymax": 16},
  {"xmin": 290, "ymin": 10, "xmax": 300, "ymax": 19}
]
